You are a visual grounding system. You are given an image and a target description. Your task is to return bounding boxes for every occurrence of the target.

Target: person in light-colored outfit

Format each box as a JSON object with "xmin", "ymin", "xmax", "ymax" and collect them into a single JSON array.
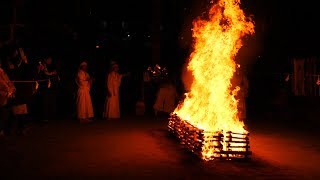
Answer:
[
  {"xmin": 153, "ymin": 79, "xmax": 178, "ymax": 117},
  {"xmin": 75, "ymin": 61, "xmax": 94, "ymax": 123},
  {"xmin": 103, "ymin": 61, "xmax": 129, "ymax": 120},
  {"xmin": 0, "ymin": 60, "xmax": 16, "ymax": 136}
]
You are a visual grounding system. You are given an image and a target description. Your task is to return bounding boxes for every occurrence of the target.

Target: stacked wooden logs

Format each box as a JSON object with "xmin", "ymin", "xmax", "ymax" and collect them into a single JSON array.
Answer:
[
  {"xmin": 168, "ymin": 114, "xmax": 251, "ymax": 160},
  {"xmin": 221, "ymin": 131, "xmax": 251, "ymax": 159},
  {"xmin": 168, "ymin": 114, "xmax": 205, "ymax": 158}
]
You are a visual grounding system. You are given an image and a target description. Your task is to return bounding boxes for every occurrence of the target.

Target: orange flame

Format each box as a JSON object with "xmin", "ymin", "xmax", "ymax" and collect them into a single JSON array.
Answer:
[{"xmin": 175, "ymin": 0, "xmax": 254, "ymax": 135}]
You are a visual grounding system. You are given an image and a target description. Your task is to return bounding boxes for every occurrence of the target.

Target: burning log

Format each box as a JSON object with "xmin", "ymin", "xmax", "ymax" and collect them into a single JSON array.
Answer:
[{"xmin": 168, "ymin": 114, "xmax": 251, "ymax": 160}]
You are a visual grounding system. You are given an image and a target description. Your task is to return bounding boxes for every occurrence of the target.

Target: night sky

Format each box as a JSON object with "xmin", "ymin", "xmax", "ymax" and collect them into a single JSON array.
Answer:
[{"xmin": 1, "ymin": 0, "xmax": 320, "ymax": 59}]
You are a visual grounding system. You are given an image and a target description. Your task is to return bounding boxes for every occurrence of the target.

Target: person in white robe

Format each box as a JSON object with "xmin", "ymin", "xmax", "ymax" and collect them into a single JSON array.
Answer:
[
  {"xmin": 153, "ymin": 79, "xmax": 178, "ymax": 118},
  {"xmin": 75, "ymin": 61, "xmax": 94, "ymax": 123},
  {"xmin": 103, "ymin": 61, "xmax": 129, "ymax": 119}
]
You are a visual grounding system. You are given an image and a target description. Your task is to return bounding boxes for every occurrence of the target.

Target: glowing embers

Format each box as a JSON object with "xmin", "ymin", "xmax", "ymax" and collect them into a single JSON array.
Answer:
[{"xmin": 168, "ymin": 114, "xmax": 251, "ymax": 161}]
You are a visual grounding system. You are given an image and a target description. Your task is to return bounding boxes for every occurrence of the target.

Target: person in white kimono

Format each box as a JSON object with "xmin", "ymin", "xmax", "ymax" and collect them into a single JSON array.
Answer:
[
  {"xmin": 75, "ymin": 61, "xmax": 94, "ymax": 123},
  {"xmin": 153, "ymin": 78, "xmax": 178, "ymax": 118},
  {"xmin": 103, "ymin": 61, "xmax": 129, "ymax": 119}
]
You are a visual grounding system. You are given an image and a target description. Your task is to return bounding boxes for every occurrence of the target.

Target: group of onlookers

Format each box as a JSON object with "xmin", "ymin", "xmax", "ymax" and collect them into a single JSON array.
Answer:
[
  {"xmin": 0, "ymin": 45, "xmax": 181, "ymax": 137},
  {"xmin": 0, "ymin": 46, "xmax": 59, "ymax": 136}
]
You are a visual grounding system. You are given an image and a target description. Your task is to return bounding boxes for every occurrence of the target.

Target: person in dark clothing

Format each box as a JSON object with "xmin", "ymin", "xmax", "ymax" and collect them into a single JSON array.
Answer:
[
  {"xmin": 37, "ymin": 56, "xmax": 59, "ymax": 121},
  {"xmin": 142, "ymin": 68, "xmax": 156, "ymax": 116},
  {"xmin": 6, "ymin": 49, "xmax": 35, "ymax": 135}
]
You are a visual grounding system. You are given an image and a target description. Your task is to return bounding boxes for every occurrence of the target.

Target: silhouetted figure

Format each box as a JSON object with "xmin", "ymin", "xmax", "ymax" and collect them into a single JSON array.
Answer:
[
  {"xmin": 6, "ymin": 48, "xmax": 34, "ymax": 135},
  {"xmin": 38, "ymin": 56, "xmax": 59, "ymax": 121},
  {"xmin": 233, "ymin": 70, "xmax": 249, "ymax": 122},
  {"xmin": 142, "ymin": 68, "xmax": 155, "ymax": 116}
]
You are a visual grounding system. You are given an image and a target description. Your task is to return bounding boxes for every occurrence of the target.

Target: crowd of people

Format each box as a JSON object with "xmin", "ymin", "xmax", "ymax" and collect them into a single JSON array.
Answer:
[
  {"xmin": 0, "ymin": 44, "xmax": 181, "ymax": 137},
  {"xmin": 0, "ymin": 45, "xmax": 63, "ymax": 135},
  {"xmin": 75, "ymin": 60, "xmax": 179, "ymax": 122},
  {"xmin": 0, "ymin": 43, "xmax": 249, "ymax": 137}
]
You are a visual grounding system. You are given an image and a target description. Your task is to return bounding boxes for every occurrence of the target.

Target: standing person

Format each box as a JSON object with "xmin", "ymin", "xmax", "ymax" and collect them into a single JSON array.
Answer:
[
  {"xmin": 38, "ymin": 56, "xmax": 59, "ymax": 122},
  {"xmin": 103, "ymin": 61, "xmax": 129, "ymax": 120},
  {"xmin": 142, "ymin": 67, "xmax": 154, "ymax": 116},
  {"xmin": 234, "ymin": 70, "xmax": 249, "ymax": 122},
  {"xmin": 6, "ymin": 48, "xmax": 34, "ymax": 135},
  {"xmin": 0, "ymin": 60, "xmax": 16, "ymax": 136},
  {"xmin": 75, "ymin": 61, "xmax": 94, "ymax": 123},
  {"xmin": 153, "ymin": 78, "xmax": 178, "ymax": 118}
]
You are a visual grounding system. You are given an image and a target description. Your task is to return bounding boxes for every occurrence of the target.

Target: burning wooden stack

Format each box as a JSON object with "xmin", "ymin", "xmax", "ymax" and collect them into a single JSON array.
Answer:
[{"xmin": 168, "ymin": 114, "xmax": 251, "ymax": 160}]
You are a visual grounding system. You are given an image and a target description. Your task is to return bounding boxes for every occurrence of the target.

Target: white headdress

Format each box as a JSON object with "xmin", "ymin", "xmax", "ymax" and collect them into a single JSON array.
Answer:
[{"xmin": 80, "ymin": 61, "xmax": 88, "ymax": 67}]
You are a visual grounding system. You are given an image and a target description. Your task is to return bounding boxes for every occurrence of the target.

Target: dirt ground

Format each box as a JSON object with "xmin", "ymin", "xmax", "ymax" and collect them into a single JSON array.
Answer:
[{"xmin": 0, "ymin": 114, "xmax": 319, "ymax": 179}]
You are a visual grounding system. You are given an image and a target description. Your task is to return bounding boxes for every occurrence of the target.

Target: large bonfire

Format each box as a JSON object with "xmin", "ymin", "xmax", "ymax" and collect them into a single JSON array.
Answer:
[{"xmin": 173, "ymin": 0, "xmax": 254, "ymax": 159}]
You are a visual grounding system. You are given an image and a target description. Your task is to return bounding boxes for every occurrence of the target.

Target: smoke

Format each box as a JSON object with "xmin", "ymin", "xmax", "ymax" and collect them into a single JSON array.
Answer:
[{"xmin": 235, "ymin": 18, "xmax": 264, "ymax": 75}]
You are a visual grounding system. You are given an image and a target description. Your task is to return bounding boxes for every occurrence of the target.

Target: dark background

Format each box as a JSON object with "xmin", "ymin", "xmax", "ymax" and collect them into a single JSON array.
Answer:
[
  {"xmin": 1, "ymin": 0, "xmax": 320, "ymax": 118},
  {"xmin": 2, "ymin": 0, "xmax": 319, "ymax": 65}
]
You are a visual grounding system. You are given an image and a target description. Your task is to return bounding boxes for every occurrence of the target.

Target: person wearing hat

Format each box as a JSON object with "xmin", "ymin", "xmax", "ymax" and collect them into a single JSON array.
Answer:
[
  {"xmin": 103, "ymin": 61, "xmax": 129, "ymax": 119},
  {"xmin": 75, "ymin": 61, "xmax": 94, "ymax": 123}
]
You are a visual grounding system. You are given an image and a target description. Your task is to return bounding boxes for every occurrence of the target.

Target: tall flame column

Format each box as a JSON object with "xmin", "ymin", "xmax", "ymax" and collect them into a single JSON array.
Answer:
[{"xmin": 170, "ymin": 0, "xmax": 254, "ymax": 160}]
